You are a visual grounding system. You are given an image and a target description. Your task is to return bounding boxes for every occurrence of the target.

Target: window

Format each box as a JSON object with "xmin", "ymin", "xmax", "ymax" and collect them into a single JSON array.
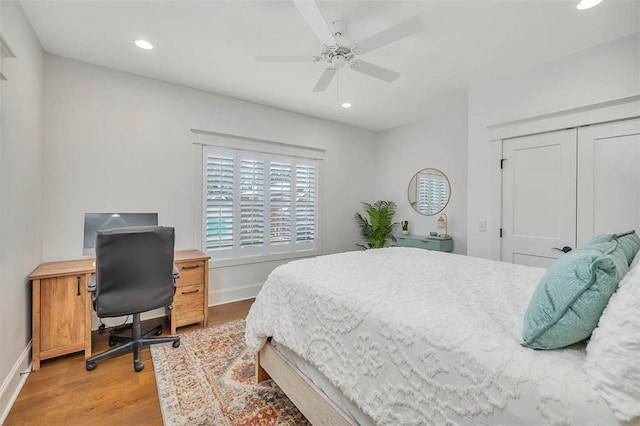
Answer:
[{"xmin": 204, "ymin": 146, "xmax": 318, "ymax": 261}]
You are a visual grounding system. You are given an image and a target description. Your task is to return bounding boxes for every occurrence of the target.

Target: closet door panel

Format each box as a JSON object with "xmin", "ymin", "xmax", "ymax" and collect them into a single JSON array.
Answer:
[
  {"xmin": 502, "ymin": 129, "xmax": 577, "ymax": 267},
  {"xmin": 577, "ymin": 119, "xmax": 640, "ymax": 246}
]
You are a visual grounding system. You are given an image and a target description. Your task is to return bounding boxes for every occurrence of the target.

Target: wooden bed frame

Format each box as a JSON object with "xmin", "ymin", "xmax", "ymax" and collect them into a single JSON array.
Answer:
[{"xmin": 256, "ymin": 340, "xmax": 357, "ymax": 425}]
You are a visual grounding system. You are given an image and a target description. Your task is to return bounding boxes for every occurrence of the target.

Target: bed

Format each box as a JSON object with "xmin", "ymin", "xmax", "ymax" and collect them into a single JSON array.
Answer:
[{"xmin": 245, "ymin": 247, "xmax": 638, "ymax": 425}]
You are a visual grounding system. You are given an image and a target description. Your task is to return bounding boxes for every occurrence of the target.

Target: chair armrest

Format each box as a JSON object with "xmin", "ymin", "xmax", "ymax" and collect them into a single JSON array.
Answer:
[
  {"xmin": 173, "ymin": 265, "xmax": 180, "ymax": 280},
  {"xmin": 87, "ymin": 274, "xmax": 97, "ymax": 292},
  {"xmin": 171, "ymin": 265, "xmax": 180, "ymax": 297}
]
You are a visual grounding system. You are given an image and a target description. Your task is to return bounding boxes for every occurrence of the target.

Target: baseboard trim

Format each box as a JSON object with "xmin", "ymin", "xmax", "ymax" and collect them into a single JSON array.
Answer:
[
  {"xmin": 210, "ymin": 282, "xmax": 263, "ymax": 306},
  {"xmin": 0, "ymin": 341, "xmax": 32, "ymax": 424}
]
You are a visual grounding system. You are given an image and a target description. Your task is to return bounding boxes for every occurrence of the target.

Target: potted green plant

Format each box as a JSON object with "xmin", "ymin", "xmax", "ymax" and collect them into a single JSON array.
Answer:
[
  {"xmin": 354, "ymin": 200, "xmax": 399, "ymax": 249},
  {"xmin": 401, "ymin": 220, "xmax": 409, "ymax": 235}
]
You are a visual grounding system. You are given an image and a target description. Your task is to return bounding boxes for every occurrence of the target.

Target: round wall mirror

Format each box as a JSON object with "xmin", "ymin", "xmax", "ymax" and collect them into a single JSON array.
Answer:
[{"xmin": 407, "ymin": 168, "xmax": 451, "ymax": 216}]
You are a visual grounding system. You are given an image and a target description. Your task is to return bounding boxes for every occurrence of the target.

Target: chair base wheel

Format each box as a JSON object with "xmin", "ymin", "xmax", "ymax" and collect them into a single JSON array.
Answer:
[
  {"xmin": 134, "ymin": 362, "xmax": 144, "ymax": 372},
  {"xmin": 155, "ymin": 328, "xmax": 162, "ymax": 336},
  {"xmin": 108, "ymin": 337, "xmax": 117, "ymax": 346},
  {"xmin": 86, "ymin": 361, "xmax": 97, "ymax": 371},
  {"xmin": 172, "ymin": 340, "xmax": 180, "ymax": 348}
]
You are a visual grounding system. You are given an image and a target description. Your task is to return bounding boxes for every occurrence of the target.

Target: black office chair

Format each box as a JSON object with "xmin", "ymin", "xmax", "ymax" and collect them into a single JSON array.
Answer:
[{"xmin": 86, "ymin": 226, "xmax": 180, "ymax": 372}]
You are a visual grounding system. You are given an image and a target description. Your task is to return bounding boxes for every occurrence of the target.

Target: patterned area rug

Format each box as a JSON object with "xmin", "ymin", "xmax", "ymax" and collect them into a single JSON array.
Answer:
[{"xmin": 150, "ymin": 319, "xmax": 310, "ymax": 425}]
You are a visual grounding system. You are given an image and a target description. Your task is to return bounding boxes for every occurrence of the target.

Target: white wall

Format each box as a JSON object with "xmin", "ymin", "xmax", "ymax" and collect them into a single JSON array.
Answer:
[
  {"xmin": 375, "ymin": 108, "xmax": 468, "ymax": 254},
  {"xmin": 43, "ymin": 55, "xmax": 376, "ymax": 314},
  {"xmin": 467, "ymin": 34, "xmax": 640, "ymax": 259},
  {"xmin": 0, "ymin": 0, "xmax": 44, "ymax": 419}
]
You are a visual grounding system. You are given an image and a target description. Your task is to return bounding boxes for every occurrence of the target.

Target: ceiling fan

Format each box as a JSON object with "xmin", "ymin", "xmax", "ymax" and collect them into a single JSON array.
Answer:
[{"xmin": 256, "ymin": 0, "xmax": 424, "ymax": 93}]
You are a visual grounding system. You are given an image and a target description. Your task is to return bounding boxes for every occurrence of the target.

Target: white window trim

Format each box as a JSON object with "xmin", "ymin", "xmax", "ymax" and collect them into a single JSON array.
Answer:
[
  {"xmin": 196, "ymin": 131, "xmax": 323, "ymax": 267},
  {"xmin": 192, "ymin": 128, "xmax": 325, "ymax": 159}
]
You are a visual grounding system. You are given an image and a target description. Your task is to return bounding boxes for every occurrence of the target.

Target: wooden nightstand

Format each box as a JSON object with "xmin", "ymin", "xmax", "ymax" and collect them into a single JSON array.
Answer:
[{"xmin": 396, "ymin": 234, "xmax": 453, "ymax": 252}]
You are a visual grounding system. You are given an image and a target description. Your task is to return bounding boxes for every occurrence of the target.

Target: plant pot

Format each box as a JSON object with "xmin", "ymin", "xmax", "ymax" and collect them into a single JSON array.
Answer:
[{"xmin": 401, "ymin": 230, "xmax": 409, "ymax": 235}]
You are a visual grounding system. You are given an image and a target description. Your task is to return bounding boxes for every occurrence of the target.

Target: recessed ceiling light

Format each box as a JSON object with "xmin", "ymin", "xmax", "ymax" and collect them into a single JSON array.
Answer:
[
  {"xmin": 134, "ymin": 39, "xmax": 153, "ymax": 50},
  {"xmin": 341, "ymin": 102, "xmax": 352, "ymax": 108},
  {"xmin": 577, "ymin": 0, "xmax": 602, "ymax": 10}
]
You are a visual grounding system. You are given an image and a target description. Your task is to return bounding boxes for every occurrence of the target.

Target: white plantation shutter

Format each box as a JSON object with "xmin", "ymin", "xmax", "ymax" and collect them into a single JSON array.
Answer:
[
  {"xmin": 417, "ymin": 175, "xmax": 430, "ymax": 215},
  {"xmin": 239, "ymin": 157, "xmax": 265, "ymax": 248},
  {"xmin": 203, "ymin": 146, "xmax": 318, "ymax": 260},
  {"xmin": 435, "ymin": 179, "xmax": 448, "ymax": 210},
  {"xmin": 295, "ymin": 163, "xmax": 316, "ymax": 244},
  {"xmin": 205, "ymin": 151, "xmax": 234, "ymax": 250},
  {"xmin": 269, "ymin": 161, "xmax": 292, "ymax": 246}
]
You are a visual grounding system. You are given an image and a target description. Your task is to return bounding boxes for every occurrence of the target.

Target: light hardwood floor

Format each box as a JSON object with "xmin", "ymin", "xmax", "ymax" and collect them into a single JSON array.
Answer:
[{"xmin": 5, "ymin": 299, "xmax": 254, "ymax": 426}]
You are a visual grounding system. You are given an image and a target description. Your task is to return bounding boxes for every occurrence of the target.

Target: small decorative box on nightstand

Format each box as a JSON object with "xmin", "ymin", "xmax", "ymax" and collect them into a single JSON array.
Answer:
[{"xmin": 396, "ymin": 234, "xmax": 453, "ymax": 252}]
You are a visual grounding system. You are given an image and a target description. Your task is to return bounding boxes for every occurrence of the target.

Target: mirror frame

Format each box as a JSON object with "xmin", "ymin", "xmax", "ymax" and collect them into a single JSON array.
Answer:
[{"xmin": 407, "ymin": 168, "xmax": 451, "ymax": 216}]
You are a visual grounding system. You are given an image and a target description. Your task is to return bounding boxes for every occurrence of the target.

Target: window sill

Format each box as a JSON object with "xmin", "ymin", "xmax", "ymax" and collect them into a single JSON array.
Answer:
[{"xmin": 208, "ymin": 249, "xmax": 319, "ymax": 268}]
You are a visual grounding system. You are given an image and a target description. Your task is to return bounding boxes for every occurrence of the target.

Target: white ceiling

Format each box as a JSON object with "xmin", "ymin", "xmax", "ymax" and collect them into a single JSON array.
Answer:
[{"xmin": 20, "ymin": 0, "xmax": 640, "ymax": 131}]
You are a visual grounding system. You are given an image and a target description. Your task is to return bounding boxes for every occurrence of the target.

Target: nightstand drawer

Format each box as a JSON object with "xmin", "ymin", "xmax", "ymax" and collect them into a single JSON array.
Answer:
[
  {"xmin": 396, "ymin": 235, "xmax": 453, "ymax": 252},
  {"xmin": 175, "ymin": 261, "xmax": 205, "ymax": 287},
  {"xmin": 421, "ymin": 240, "xmax": 441, "ymax": 250},
  {"xmin": 174, "ymin": 283, "xmax": 204, "ymax": 324}
]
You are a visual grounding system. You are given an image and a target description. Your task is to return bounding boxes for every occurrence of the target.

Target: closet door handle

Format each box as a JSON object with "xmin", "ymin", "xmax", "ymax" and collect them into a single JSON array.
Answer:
[
  {"xmin": 76, "ymin": 276, "xmax": 81, "ymax": 296},
  {"xmin": 552, "ymin": 246, "xmax": 573, "ymax": 253}
]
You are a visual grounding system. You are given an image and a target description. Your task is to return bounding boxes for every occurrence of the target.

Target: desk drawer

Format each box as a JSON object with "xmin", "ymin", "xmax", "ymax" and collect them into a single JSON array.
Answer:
[
  {"xmin": 174, "ymin": 284, "xmax": 205, "ymax": 326},
  {"xmin": 175, "ymin": 261, "xmax": 205, "ymax": 287}
]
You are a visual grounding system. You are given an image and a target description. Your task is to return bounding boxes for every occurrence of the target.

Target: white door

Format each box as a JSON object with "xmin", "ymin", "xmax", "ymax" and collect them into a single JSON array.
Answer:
[
  {"xmin": 501, "ymin": 130, "xmax": 577, "ymax": 267},
  {"xmin": 577, "ymin": 119, "xmax": 640, "ymax": 245}
]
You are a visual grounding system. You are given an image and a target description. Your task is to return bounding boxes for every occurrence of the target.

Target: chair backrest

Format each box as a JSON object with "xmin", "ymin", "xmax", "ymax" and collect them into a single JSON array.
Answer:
[{"xmin": 94, "ymin": 226, "xmax": 175, "ymax": 317}]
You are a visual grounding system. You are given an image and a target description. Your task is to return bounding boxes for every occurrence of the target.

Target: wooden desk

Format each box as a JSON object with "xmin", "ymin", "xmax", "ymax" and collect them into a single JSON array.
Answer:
[{"xmin": 30, "ymin": 249, "xmax": 209, "ymax": 370}]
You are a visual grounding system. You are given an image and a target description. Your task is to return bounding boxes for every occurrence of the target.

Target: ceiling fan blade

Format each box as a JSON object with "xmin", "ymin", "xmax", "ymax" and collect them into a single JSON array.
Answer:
[
  {"xmin": 293, "ymin": 0, "xmax": 337, "ymax": 47},
  {"xmin": 312, "ymin": 68, "xmax": 337, "ymax": 92},
  {"xmin": 350, "ymin": 60, "xmax": 400, "ymax": 82},
  {"xmin": 354, "ymin": 16, "xmax": 424, "ymax": 54},
  {"xmin": 256, "ymin": 55, "xmax": 319, "ymax": 63}
]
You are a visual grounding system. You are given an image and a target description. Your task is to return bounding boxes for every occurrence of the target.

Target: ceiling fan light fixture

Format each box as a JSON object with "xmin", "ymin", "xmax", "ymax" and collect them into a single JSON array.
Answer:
[
  {"xmin": 576, "ymin": 0, "xmax": 602, "ymax": 10},
  {"xmin": 134, "ymin": 39, "xmax": 154, "ymax": 50},
  {"xmin": 331, "ymin": 55, "xmax": 347, "ymax": 69}
]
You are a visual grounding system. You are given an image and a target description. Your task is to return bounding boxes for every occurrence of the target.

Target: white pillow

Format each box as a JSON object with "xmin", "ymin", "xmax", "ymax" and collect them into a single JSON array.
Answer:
[{"xmin": 585, "ymin": 252, "xmax": 640, "ymax": 421}]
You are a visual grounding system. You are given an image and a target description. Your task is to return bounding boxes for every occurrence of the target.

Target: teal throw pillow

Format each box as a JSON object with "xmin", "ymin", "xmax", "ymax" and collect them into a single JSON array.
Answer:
[
  {"xmin": 615, "ymin": 231, "xmax": 640, "ymax": 264},
  {"xmin": 585, "ymin": 230, "xmax": 640, "ymax": 265},
  {"xmin": 522, "ymin": 247, "xmax": 621, "ymax": 350},
  {"xmin": 585, "ymin": 240, "xmax": 629, "ymax": 281},
  {"xmin": 584, "ymin": 233, "xmax": 615, "ymax": 246}
]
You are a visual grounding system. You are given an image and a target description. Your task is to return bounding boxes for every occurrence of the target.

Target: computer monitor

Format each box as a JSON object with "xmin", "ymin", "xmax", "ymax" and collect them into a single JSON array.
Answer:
[{"xmin": 83, "ymin": 213, "xmax": 159, "ymax": 255}]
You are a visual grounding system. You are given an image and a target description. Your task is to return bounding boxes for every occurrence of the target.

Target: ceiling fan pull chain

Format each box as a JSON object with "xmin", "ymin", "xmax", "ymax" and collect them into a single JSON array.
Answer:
[{"xmin": 336, "ymin": 68, "xmax": 339, "ymax": 108}]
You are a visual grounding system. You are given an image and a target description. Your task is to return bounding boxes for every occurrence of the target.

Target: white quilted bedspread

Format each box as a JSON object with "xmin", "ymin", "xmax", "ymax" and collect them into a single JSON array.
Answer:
[{"xmin": 245, "ymin": 248, "xmax": 621, "ymax": 425}]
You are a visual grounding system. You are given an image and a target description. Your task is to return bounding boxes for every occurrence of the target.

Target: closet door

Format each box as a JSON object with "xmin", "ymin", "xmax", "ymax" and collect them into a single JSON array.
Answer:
[
  {"xmin": 501, "ymin": 130, "xmax": 577, "ymax": 267},
  {"xmin": 577, "ymin": 118, "xmax": 640, "ymax": 245}
]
